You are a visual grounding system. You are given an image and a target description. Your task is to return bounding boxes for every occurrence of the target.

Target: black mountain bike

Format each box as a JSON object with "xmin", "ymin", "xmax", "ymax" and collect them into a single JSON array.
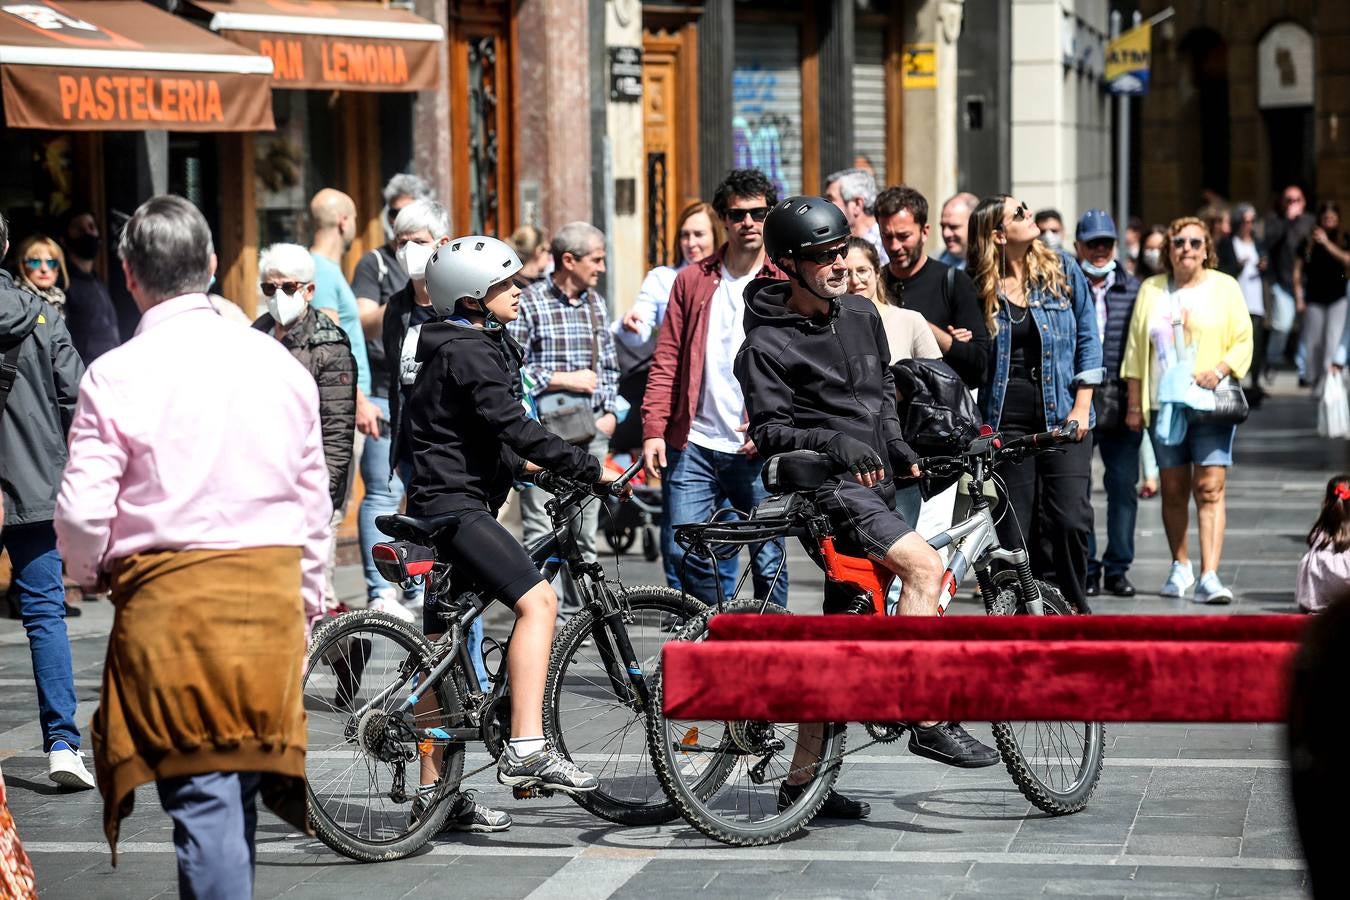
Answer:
[
  {"xmin": 647, "ymin": 424, "xmax": 1105, "ymax": 846},
  {"xmin": 302, "ymin": 458, "xmax": 704, "ymax": 862}
]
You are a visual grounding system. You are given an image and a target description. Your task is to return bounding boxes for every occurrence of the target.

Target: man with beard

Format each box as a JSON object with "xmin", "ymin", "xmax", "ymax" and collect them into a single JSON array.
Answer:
[
  {"xmin": 735, "ymin": 198, "xmax": 1000, "ymax": 821},
  {"xmin": 875, "ymin": 186, "xmax": 989, "ymax": 390}
]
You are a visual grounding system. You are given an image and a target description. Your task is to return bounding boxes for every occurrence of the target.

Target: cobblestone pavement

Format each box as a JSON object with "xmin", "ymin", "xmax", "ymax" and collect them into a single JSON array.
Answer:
[{"xmin": 3, "ymin": 376, "xmax": 1342, "ymax": 898}]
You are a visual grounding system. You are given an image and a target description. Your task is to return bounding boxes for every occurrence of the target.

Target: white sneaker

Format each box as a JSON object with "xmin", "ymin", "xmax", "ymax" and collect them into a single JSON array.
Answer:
[
  {"xmin": 48, "ymin": 741, "xmax": 96, "ymax": 790},
  {"xmin": 1193, "ymin": 571, "xmax": 1234, "ymax": 605},
  {"xmin": 1159, "ymin": 561, "xmax": 1195, "ymax": 598},
  {"xmin": 368, "ymin": 594, "xmax": 415, "ymax": 623}
]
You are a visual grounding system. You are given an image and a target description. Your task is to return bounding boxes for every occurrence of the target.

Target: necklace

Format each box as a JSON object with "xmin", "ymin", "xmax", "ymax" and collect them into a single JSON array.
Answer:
[{"xmin": 998, "ymin": 287, "xmax": 1030, "ymax": 324}]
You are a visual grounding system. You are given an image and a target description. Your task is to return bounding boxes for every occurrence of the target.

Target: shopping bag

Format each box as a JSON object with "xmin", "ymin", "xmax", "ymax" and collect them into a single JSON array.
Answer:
[{"xmin": 1318, "ymin": 373, "xmax": 1350, "ymax": 439}]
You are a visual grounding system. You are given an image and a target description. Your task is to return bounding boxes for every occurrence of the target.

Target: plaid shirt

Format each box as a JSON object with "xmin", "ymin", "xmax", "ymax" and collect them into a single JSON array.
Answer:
[{"xmin": 507, "ymin": 278, "xmax": 619, "ymax": 415}]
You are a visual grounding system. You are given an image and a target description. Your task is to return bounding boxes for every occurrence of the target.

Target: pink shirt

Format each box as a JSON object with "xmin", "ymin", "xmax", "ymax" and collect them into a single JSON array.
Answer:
[{"xmin": 55, "ymin": 294, "xmax": 332, "ymax": 619}]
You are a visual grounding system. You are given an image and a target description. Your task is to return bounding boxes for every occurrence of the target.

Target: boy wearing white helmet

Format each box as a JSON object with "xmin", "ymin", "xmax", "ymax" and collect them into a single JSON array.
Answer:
[{"xmin": 404, "ymin": 235, "xmax": 620, "ymax": 799}]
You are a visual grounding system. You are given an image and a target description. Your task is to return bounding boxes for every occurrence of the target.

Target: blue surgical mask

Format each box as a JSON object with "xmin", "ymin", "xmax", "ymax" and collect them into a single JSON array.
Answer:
[{"xmin": 1080, "ymin": 259, "xmax": 1117, "ymax": 278}]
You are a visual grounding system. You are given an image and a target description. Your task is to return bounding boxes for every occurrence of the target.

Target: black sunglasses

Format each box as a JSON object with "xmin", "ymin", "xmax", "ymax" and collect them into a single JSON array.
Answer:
[
  {"xmin": 1171, "ymin": 237, "xmax": 1205, "ymax": 251},
  {"xmin": 725, "ymin": 207, "xmax": 771, "ymax": 223},
  {"xmin": 1084, "ymin": 238, "xmax": 1115, "ymax": 251},
  {"xmin": 799, "ymin": 243, "xmax": 849, "ymax": 266},
  {"xmin": 260, "ymin": 281, "xmax": 308, "ymax": 297},
  {"xmin": 1010, "ymin": 202, "xmax": 1030, "ymax": 222}
]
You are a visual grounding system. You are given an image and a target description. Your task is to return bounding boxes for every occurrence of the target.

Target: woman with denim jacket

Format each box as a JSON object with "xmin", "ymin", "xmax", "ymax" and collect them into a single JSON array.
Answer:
[{"xmin": 967, "ymin": 195, "xmax": 1105, "ymax": 614}]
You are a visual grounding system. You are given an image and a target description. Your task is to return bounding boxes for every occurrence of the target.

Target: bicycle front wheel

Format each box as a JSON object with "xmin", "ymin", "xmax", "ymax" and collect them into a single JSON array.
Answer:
[
  {"xmin": 985, "ymin": 573, "xmax": 1105, "ymax": 815},
  {"xmin": 545, "ymin": 585, "xmax": 705, "ymax": 825},
  {"xmin": 647, "ymin": 600, "xmax": 848, "ymax": 846},
  {"xmin": 303, "ymin": 610, "xmax": 466, "ymax": 862}
]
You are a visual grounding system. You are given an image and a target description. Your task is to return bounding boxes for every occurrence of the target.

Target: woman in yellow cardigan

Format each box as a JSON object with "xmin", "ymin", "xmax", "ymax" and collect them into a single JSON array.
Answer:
[{"xmin": 1121, "ymin": 217, "xmax": 1253, "ymax": 604}]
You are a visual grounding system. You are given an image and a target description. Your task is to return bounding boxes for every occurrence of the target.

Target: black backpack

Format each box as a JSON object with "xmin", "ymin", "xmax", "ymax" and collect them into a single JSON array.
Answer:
[{"xmin": 891, "ymin": 357, "xmax": 983, "ymax": 497}]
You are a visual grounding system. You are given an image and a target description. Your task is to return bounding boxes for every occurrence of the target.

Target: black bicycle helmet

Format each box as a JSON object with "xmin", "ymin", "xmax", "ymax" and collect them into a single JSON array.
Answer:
[{"xmin": 762, "ymin": 196, "xmax": 850, "ymax": 266}]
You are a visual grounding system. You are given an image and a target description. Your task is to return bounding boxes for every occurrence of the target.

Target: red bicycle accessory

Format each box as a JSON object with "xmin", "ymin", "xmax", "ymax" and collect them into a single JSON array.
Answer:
[
  {"xmin": 820, "ymin": 536, "xmax": 894, "ymax": 614},
  {"xmin": 372, "ymin": 541, "xmax": 435, "ymax": 584}
]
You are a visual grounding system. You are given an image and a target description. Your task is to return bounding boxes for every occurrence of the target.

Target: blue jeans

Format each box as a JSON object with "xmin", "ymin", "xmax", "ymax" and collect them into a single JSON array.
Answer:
[
  {"xmin": 1087, "ymin": 428, "xmax": 1143, "ymax": 581},
  {"xmin": 156, "ymin": 771, "xmax": 260, "ymax": 900},
  {"xmin": 1, "ymin": 523, "xmax": 79, "ymax": 751},
  {"xmin": 360, "ymin": 395, "xmax": 413, "ymax": 600},
  {"xmin": 664, "ymin": 443, "xmax": 788, "ymax": 607}
]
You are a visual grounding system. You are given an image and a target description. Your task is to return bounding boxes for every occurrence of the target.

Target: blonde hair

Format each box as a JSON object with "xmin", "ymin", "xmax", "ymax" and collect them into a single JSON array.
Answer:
[
  {"xmin": 966, "ymin": 194, "xmax": 1069, "ymax": 334},
  {"xmin": 15, "ymin": 234, "xmax": 68, "ymax": 288},
  {"xmin": 1162, "ymin": 216, "xmax": 1218, "ymax": 274}
]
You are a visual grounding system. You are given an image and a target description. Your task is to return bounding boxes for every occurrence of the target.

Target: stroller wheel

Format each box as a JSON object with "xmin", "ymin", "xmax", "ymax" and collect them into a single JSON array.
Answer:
[
  {"xmin": 642, "ymin": 527, "xmax": 659, "ymax": 562},
  {"xmin": 605, "ymin": 523, "xmax": 638, "ymax": 554}
]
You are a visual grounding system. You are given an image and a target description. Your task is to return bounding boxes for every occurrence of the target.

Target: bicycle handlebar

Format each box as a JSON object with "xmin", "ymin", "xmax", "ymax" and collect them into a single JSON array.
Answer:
[
  {"xmin": 997, "ymin": 420, "xmax": 1080, "ymax": 454},
  {"xmin": 919, "ymin": 421, "xmax": 1080, "ymax": 476},
  {"xmin": 533, "ymin": 454, "xmax": 644, "ymax": 501}
]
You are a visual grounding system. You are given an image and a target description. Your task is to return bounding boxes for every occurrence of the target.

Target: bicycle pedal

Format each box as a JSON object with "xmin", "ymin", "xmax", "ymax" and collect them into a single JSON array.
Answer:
[{"xmin": 511, "ymin": 784, "xmax": 555, "ymax": 800}]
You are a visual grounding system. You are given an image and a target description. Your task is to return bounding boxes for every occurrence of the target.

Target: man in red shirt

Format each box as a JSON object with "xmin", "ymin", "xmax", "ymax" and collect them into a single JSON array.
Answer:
[{"xmin": 641, "ymin": 169, "xmax": 789, "ymax": 606}]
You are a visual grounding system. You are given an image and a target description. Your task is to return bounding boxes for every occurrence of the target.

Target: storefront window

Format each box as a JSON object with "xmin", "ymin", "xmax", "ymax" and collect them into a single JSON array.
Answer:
[
  {"xmin": 0, "ymin": 130, "xmax": 76, "ymax": 248},
  {"xmin": 256, "ymin": 89, "xmax": 338, "ymax": 247}
]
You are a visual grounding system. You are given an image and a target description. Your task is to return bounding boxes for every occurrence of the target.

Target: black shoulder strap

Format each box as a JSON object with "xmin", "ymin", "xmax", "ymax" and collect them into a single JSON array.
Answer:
[
  {"xmin": 942, "ymin": 263, "xmax": 956, "ymax": 310},
  {"xmin": 0, "ymin": 341, "xmax": 25, "ymax": 417}
]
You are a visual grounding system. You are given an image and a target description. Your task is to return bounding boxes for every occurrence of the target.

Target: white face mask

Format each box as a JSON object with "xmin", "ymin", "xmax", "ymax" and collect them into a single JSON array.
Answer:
[
  {"xmin": 1041, "ymin": 231, "xmax": 1063, "ymax": 250},
  {"xmin": 398, "ymin": 241, "xmax": 434, "ymax": 280},
  {"xmin": 266, "ymin": 289, "xmax": 307, "ymax": 327},
  {"xmin": 1142, "ymin": 248, "xmax": 1163, "ymax": 270}
]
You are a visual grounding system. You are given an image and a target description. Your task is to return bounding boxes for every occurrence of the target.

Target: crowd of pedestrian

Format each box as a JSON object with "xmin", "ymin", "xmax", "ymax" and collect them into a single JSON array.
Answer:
[{"xmin": 2, "ymin": 158, "xmax": 1349, "ymax": 896}]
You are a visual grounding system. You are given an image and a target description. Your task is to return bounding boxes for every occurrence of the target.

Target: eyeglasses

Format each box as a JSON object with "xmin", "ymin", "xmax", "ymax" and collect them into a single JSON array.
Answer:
[
  {"xmin": 725, "ymin": 207, "xmax": 771, "ymax": 223},
  {"xmin": 800, "ymin": 243, "xmax": 849, "ymax": 266},
  {"xmin": 260, "ymin": 281, "xmax": 308, "ymax": 297},
  {"xmin": 24, "ymin": 257, "xmax": 58, "ymax": 271},
  {"xmin": 1170, "ymin": 237, "xmax": 1205, "ymax": 251}
]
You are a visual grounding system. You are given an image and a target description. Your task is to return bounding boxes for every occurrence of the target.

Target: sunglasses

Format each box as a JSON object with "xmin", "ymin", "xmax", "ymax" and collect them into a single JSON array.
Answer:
[
  {"xmin": 260, "ymin": 281, "xmax": 308, "ymax": 297},
  {"xmin": 1171, "ymin": 237, "xmax": 1205, "ymax": 251},
  {"xmin": 799, "ymin": 243, "xmax": 849, "ymax": 266},
  {"xmin": 1084, "ymin": 238, "xmax": 1115, "ymax": 251},
  {"xmin": 24, "ymin": 257, "xmax": 58, "ymax": 271},
  {"xmin": 725, "ymin": 207, "xmax": 771, "ymax": 223},
  {"xmin": 1010, "ymin": 203, "xmax": 1030, "ymax": 222}
]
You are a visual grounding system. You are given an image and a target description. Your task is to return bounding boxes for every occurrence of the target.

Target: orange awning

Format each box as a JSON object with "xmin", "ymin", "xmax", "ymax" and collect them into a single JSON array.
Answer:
[
  {"xmin": 0, "ymin": 0, "xmax": 274, "ymax": 131},
  {"xmin": 196, "ymin": 0, "xmax": 443, "ymax": 92}
]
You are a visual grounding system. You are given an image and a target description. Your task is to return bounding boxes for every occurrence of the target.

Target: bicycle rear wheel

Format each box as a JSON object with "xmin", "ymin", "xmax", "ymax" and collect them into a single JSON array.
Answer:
[
  {"xmin": 545, "ymin": 585, "xmax": 704, "ymax": 825},
  {"xmin": 647, "ymin": 600, "xmax": 848, "ymax": 846},
  {"xmin": 303, "ymin": 610, "xmax": 465, "ymax": 862},
  {"xmin": 985, "ymin": 573, "xmax": 1105, "ymax": 815}
]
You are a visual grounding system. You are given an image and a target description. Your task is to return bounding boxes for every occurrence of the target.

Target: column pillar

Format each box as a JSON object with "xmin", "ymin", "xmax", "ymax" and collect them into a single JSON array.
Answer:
[
  {"xmin": 697, "ymin": 0, "xmax": 734, "ymax": 196},
  {"xmin": 818, "ymin": 0, "xmax": 855, "ymax": 179}
]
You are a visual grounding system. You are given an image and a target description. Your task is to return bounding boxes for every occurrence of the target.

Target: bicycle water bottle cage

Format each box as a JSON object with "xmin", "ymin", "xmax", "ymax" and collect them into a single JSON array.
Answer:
[{"xmin": 372, "ymin": 541, "xmax": 436, "ymax": 585}]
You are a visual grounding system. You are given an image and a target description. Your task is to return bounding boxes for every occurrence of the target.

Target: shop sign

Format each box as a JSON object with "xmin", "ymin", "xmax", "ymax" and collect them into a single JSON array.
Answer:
[
  {"xmin": 1105, "ymin": 23, "xmax": 1151, "ymax": 95},
  {"xmin": 232, "ymin": 32, "xmax": 439, "ymax": 91},
  {"xmin": 902, "ymin": 43, "xmax": 935, "ymax": 89},
  {"xmin": 609, "ymin": 46, "xmax": 641, "ymax": 102}
]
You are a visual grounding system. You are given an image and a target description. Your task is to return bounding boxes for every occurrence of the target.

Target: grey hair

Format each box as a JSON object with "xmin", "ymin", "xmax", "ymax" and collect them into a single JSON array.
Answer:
[
  {"xmin": 383, "ymin": 172, "xmax": 433, "ymax": 206},
  {"xmin": 550, "ymin": 221, "xmax": 605, "ymax": 267},
  {"xmin": 393, "ymin": 199, "xmax": 451, "ymax": 241},
  {"xmin": 825, "ymin": 168, "xmax": 878, "ymax": 210},
  {"xmin": 257, "ymin": 242, "xmax": 315, "ymax": 283},
  {"xmin": 117, "ymin": 195, "xmax": 214, "ymax": 302},
  {"xmin": 1230, "ymin": 202, "xmax": 1257, "ymax": 230}
]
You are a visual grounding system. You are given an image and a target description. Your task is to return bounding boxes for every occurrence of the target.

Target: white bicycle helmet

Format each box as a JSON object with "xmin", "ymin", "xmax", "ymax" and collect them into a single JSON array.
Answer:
[{"xmin": 424, "ymin": 235, "xmax": 523, "ymax": 316}]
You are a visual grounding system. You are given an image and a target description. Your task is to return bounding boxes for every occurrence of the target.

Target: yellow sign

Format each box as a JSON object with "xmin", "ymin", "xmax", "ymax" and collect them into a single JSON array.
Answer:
[
  {"xmin": 902, "ymin": 43, "xmax": 936, "ymax": 89},
  {"xmin": 1105, "ymin": 23, "xmax": 1152, "ymax": 94}
]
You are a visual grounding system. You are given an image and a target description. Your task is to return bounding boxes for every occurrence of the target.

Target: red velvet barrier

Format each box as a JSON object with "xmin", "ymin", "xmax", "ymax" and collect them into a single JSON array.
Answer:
[
  {"xmin": 660, "ymin": 640, "xmax": 1298, "ymax": 722},
  {"xmin": 705, "ymin": 613, "xmax": 1308, "ymax": 643}
]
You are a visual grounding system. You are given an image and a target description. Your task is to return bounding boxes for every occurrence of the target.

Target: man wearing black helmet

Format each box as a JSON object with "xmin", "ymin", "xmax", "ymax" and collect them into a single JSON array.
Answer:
[{"xmin": 735, "ymin": 197, "xmax": 1000, "ymax": 808}]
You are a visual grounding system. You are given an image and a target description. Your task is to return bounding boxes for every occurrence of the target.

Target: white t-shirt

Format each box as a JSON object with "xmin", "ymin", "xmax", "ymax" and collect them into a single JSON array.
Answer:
[
  {"xmin": 1231, "ymin": 236, "xmax": 1264, "ymax": 316},
  {"xmin": 689, "ymin": 265, "xmax": 755, "ymax": 453}
]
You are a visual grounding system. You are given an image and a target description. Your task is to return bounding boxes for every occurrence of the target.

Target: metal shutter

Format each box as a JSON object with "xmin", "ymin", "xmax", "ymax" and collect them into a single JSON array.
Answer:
[
  {"xmin": 733, "ymin": 23, "xmax": 803, "ymax": 199},
  {"xmin": 853, "ymin": 26, "xmax": 887, "ymax": 186}
]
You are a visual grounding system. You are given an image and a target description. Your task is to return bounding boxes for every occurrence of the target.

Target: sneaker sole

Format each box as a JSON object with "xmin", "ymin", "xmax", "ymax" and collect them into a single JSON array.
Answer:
[
  {"xmin": 907, "ymin": 743, "xmax": 1001, "ymax": 769},
  {"xmin": 446, "ymin": 820, "xmax": 513, "ymax": 833},
  {"xmin": 496, "ymin": 772, "xmax": 599, "ymax": 794},
  {"xmin": 49, "ymin": 769, "xmax": 96, "ymax": 790},
  {"xmin": 1192, "ymin": 592, "xmax": 1233, "ymax": 605}
]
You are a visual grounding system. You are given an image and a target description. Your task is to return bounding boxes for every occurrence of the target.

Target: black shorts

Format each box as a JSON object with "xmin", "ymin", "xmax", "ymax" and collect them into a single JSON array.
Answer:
[
  {"xmin": 422, "ymin": 507, "xmax": 544, "ymax": 634},
  {"xmin": 815, "ymin": 477, "xmax": 914, "ymax": 562}
]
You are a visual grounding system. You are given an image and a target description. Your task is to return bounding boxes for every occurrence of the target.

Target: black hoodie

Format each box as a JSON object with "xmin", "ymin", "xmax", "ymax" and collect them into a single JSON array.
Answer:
[
  {"xmin": 734, "ymin": 278, "xmax": 912, "ymax": 482},
  {"xmin": 404, "ymin": 319, "xmax": 601, "ymax": 515}
]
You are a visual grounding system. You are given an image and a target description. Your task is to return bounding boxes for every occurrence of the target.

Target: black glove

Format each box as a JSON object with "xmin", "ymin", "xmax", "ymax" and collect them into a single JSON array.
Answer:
[
  {"xmin": 888, "ymin": 439, "xmax": 921, "ymax": 482},
  {"xmin": 825, "ymin": 434, "xmax": 885, "ymax": 478}
]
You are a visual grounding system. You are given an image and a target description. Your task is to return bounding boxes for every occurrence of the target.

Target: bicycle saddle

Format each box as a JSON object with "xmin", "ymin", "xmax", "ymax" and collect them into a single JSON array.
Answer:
[
  {"xmin": 375, "ymin": 513, "xmax": 461, "ymax": 543},
  {"xmin": 762, "ymin": 450, "xmax": 833, "ymax": 493}
]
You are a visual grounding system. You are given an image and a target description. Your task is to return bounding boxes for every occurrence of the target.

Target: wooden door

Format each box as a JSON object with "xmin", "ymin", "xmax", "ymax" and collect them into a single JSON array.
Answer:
[
  {"xmin": 642, "ymin": 23, "xmax": 697, "ymax": 270},
  {"xmin": 451, "ymin": 2, "xmax": 515, "ymax": 236}
]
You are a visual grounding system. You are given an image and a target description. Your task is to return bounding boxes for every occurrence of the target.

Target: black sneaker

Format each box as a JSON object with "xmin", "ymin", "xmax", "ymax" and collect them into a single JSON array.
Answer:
[
  {"xmin": 1085, "ymin": 575, "xmax": 1101, "ymax": 597},
  {"xmin": 777, "ymin": 782, "xmax": 870, "ymax": 819},
  {"xmin": 1104, "ymin": 574, "xmax": 1136, "ymax": 597},
  {"xmin": 410, "ymin": 789, "xmax": 512, "ymax": 834},
  {"xmin": 908, "ymin": 723, "xmax": 1000, "ymax": 768}
]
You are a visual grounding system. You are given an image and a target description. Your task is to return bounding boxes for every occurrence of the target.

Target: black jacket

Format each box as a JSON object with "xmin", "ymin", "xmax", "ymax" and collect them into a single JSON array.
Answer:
[
  {"xmin": 63, "ymin": 266, "xmax": 121, "ymax": 363},
  {"xmin": 0, "ymin": 272, "xmax": 85, "ymax": 525},
  {"xmin": 880, "ymin": 256, "xmax": 989, "ymax": 388},
  {"xmin": 253, "ymin": 305, "xmax": 356, "ymax": 511},
  {"xmin": 404, "ymin": 320, "xmax": 602, "ymax": 515},
  {"xmin": 734, "ymin": 280, "xmax": 911, "ymax": 483}
]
